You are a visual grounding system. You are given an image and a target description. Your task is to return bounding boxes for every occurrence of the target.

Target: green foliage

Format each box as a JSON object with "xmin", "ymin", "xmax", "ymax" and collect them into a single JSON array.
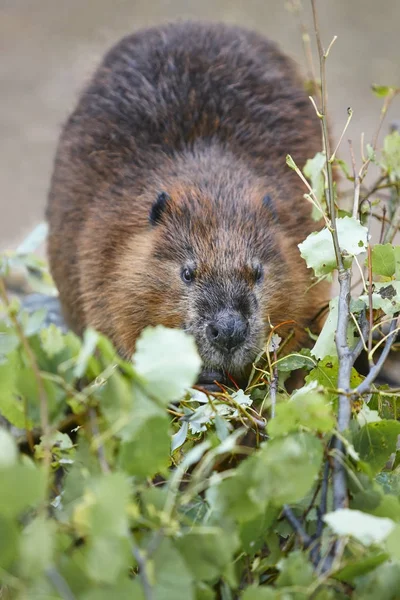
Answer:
[
  {"xmin": 369, "ymin": 244, "xmax": 400, "ymax": 279},
  {"xmin": 298, "ymin": 217, "xmax": 368, "ymax": 278},
  {"xmin": 1, "ymin": 62, "xmax": 400, "ymax": 600}
]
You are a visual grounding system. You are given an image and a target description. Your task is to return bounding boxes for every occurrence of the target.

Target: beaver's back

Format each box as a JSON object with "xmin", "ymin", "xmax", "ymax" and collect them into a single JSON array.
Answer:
[{"xmin": 47, "ymin": 21, "xmax": 323, "ymax": 342}]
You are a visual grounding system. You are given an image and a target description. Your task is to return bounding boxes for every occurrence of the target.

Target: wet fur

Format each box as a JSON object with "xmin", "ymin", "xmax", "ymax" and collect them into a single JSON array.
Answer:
[{"xmin": 47, "ymin": 21, "xmax": 330, "ymax": 381}]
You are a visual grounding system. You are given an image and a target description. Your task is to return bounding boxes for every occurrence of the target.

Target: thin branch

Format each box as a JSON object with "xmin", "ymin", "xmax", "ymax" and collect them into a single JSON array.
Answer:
[
  {"xmin": 350, "ymin": 309, "xmax": 369, "ymax": 360},
  {"xmin": 366, "ymin": 245, "xmax": 374, "ymax": 368},
  {"xmin": 269, "ymin": 359, "xmax": 278, "ymax": 419},
  {"xmin": 354, "ymin": 313, "xmax": 400, "ymax": 396},
  {"xmin": 132, "ymin": 543, "xmax": 154, "ymax": 600},
  {"xmin": 330, "ymin": 108, "xmax": 353, "ymax": 163},
  {"xmin": 311, "ymin": 0, "xmax": 342, "ymax": 270},
  {"xmin": 310, "ymin": 0, "xmax": 359, "ymax": 573},
  {"xmin": 46, "ymin": 568, "xmax": 76, "ymax": 600},
  {"xmin": 349, "ymin": 140, "xmax": 361, "ymax": 219},
  {"xmin": 311, "ymin": 460, "xmax": 331, "ymax": 566},
  {"xmin": 89, "ymin": 408, "xmax": 111, "ymax": 474},
  {"xmin": 317, "ymin": 461, "xmax": 330, "ymax": 539},
  {"xmin": 288, "ymin": 0, "xmax": 319, "ymax": 98},
  {"xmin": 282, "ymin": 505, "xmax": 313, "ymax": 548}
]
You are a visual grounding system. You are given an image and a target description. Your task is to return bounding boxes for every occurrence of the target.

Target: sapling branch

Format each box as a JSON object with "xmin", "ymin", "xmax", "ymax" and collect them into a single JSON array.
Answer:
[
  {"xmin": 354, "ymin": 313, "xmax": 400, "ymax": 396},
  {"xmin": 46, "ymin": 568, "xmax": 76, "ymax": 600},
  {"xmin": 89, "ymin": 407, "xmax": 111, "ymax": 474},
  {"xmin": 310, "ymin": 0, "xmax": 357, "ymax": 569},
  {"xmin": 131, "ymin": 543, "xmax": 154, "ymax": 600},
  {"xmin": 330, "ymin": 108, "xmax": 353, "ymax": 163},
  {"xmin": 282, "ymin": 505, "xmax": 313, "ymax": 549},
  {"xmin": 310, "ymin": 0, "xmax": 342, "ymax": 271}
]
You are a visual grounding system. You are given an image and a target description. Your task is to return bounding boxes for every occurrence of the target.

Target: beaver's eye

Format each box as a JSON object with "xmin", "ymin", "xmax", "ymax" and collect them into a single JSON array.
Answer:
[
  {"xmin": 181, "ymin": 267, "xmax": 195, "ymax": 284},
  {"xmin": 254, "ymin": 264, "xmax": 264, "ymax": 284}
]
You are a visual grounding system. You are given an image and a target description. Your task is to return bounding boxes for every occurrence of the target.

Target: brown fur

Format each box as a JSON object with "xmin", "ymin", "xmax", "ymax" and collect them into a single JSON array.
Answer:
[{"xmin": 47, "ymin": 21, "xmax": 330, "ymax": 383}]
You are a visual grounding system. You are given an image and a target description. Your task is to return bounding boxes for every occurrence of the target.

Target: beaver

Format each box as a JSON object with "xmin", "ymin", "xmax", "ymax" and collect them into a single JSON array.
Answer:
[{"xmin": 46, "ymin": 21, "xmax": 330, "ymax": 388}]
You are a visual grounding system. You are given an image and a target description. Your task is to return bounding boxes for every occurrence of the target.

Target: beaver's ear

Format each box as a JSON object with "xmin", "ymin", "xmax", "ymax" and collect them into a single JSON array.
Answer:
[
  {"xmin": 262, "ymin": 194, "xmax": 278, "ymax": 222},
  {"xmin": 149, "ymin": 192, "xmax": 171, "ymax": 225}
]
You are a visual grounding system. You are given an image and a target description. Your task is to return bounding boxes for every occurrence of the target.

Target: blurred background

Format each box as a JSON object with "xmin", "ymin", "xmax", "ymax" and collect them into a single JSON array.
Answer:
[{"xmin": 0, "ymin": 0, "xmax": 399, "ymax": 249}]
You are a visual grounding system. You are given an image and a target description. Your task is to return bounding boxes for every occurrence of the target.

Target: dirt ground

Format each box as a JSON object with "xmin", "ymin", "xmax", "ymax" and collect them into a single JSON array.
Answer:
[{"xmin": 0, "ymin": 0, "xmax": 399, "ymax": 249}]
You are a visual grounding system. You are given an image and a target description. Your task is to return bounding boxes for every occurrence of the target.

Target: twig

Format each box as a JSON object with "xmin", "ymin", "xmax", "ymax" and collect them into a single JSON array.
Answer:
[
  {"xmin": 282, "ymin": 505, "xmax": 312, "ymax": 548},
  {"xmin": 89, "ymin": 408, "xmax": 111, "ymax": 474},
  {"xmin": 379, "ymin": 205, "xmax": 387, "ymax": 244},
  {"xmin": 46, "ymin": 568, "xmax": 76, "ymax": 600},
  {"xmin": 350, "ymin": 308, "xmax": 369, "ymax": 360},
  {"xmin": 311, "ymin": 0, "xmax": 356, "ymax": 571},
  {"xmin": 349, "ymin": 140, "xmax": 361, "ymax": 219},
  {"xmin": 370, "ymin": 89, "xmax": 400, "ymax": 155},
  {"xmin": 310, "ymin": 1, "xmax": 342, "ymax": 270},
  {"xmin": 132, "ymin": 543, "xmax": 154, "ymax": 600},
  {"xmin": 330, "ymin": 108, "xmax": 353, "ymax": 162},
  {"xmin": 270, "ymin": 358, "xmax": 278, "ymax": 419},
  {"xmin": 288, "ymin": 0, "xmax": 319, "ymax": 98},
  {"xmin": 366, "ymin": 245, "xmax": 374, "ymax": 368},
  {"xmin": 317, "ymin": 461, "xmax": 330, "ymax": 540},
  {"xmin": 354, "ymin": 313, "xmax": 400, "ymax": 396},
  {"xmin": 310, "ymin": 460, "xmax": 331, "ymax": 567},
  {"xmin": 0, "ymin": 277, "xmax": 48, "ymax": 458}
]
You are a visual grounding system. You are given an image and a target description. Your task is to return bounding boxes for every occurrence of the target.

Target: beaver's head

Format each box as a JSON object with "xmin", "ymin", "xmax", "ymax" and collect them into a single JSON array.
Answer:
[{"xmin": 137, "ymin": 183, "xmax": 294, "ymax": 387}]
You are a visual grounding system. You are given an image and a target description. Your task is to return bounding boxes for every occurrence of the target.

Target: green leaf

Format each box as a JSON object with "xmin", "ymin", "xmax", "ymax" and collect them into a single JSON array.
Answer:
[
  {"xmin": 324, "ymin": 509, "xmax": 395, "ymax": 545},
  {"xmin": 239, "ymin": 507, "xmax": 279, "ymax": 555},
  {"xmin": 242, "ymin": 587, "xmax": 279, "ymax": 599},
  {"xmin": 119, "ymin": 415, "xmax": 170, "ymax": 478},
  {"xmin": 73, "ymin": 328, "xmax": 100, "ymax": 378},
  {"xmin": 79, "ymin": 473, "xmax": 131, "ymax": 538},
  {"xmin": 20, "ymin": 516, "xmax": 55, "ymax": 578},
  {"xmin": 394, "ymin": 246, "xmax": 400, "ymax": 280},
  {"xmin": 336, "ymin": 158, "xmax": 352, "ymax": 180},
  {"xmin": 286, "ymin": 154, "xmax": 297, "ymax": 170},
  {"xmin": 152, "ymin": 538, "xmax": 194, "ymax": 600},
  {"xmin": 0, "ymin": 464, "xmax": 46, "ymax": 517},
  {"xmin": 0, "ymin": 330, "xmax": 19, "ymax": 356},
  {"xmin": 361, "ymin": 281, "xmax": 400, "ymax": 315},
  {"xmin": 261, "ymin": 434, "xmax": 323, "ymax": 506},
  {"xmin": 276, "ymin": 550, "xmax": 314, "ymax": 588},
  {"xmin": 0, "ymin": 514, "xmax": 19, "ymax": 570},
  {"xmin": 353, "ymin": 420, "xmax": 400, "ymax": 475},
  {"xmin": 81, "ymin": 581, "xmax": 145, "ymax": 600},
  {"xmin": 382, "ymin": 130, "xmax": 400, "ymax": 182},
  {"xmin": 171, "ymin": 421, "xmax": 189, "ymax": 452},
  {"xmin": 133, "ymin": 326, "xmax": 201, "ymax": 403},
  {"xmin": 357, "ymin": 404, "xmax": 381, "ymax": 426},
  {"xmin": 40, "ymin": 324, "xmax": 66, "ymax": 357},
  {"xmin": 335, "ymin": 553, "xmax": 390, "ymax": 583},
  {"xmin": 371, "ymin": 84, "xmax": 395, "ymax": 97},
  {"xmin": 0, "ymin": 428, "xmax": 18, "ymax": 467},
  {"xmin": 268, "ymin": 382, "xmax": 334, "ymax": 436},
  {"xmin": 84, "ymin": 536, "xmax": 132, "ymax": 584},
  {"xmin": 210, "ymin": 433, "xmax": 323, "ymax": 519},
  {"xmin": 22, "ymin": 308, "xmax": 47, "ymax": 337},
  {"xmin": 276, "ymin": 350, "xmax": 316, "ymax": 373},
  {"xmin": 306, "ymin": 356, "xmax": 363, "ymax": 404},
  {"xmin": 303, "ymin": 152, "xmax": 326, "ymax": 219},
  {"xmin": 353, "ymin": 560, "xmax": 400, "ymax": 600},
  {"xmin": 0, "ymin": 350, "xmax": 26, "ymax": 428},
  {"xmin": 298, "ymin": 217, "xmax": 368, "ymax": 277},
  {"xmin": 311, "ymin": 298, "xmax": 359, "ymax": 360},
  {"xmin": 175, "ymin": 528, "xmax": 239, "ymax": 582},
  {"xmin": 370, "ymin": 244, "xmax": 396, "ymax": 277}
]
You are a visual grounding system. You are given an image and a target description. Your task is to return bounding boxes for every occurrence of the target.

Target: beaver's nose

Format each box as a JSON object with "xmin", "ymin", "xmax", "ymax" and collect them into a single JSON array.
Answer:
[{"xmin": 206, "ymin": 310, "xmax": 249, "ymax": 352}]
